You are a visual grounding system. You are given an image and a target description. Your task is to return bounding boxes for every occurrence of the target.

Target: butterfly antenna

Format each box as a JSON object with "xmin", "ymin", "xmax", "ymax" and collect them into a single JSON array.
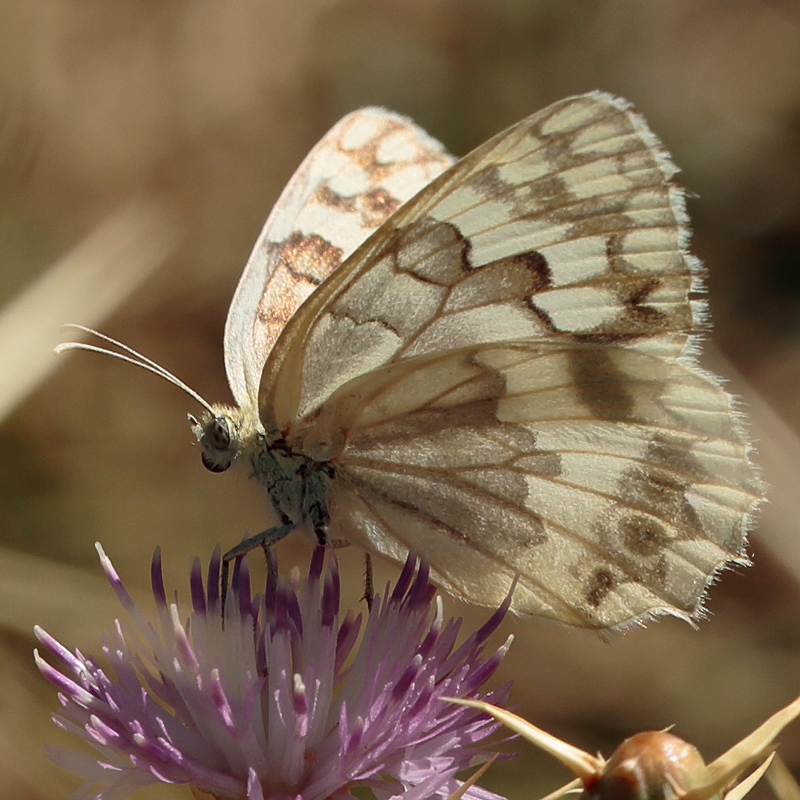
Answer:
[{"xmin": 55, "ymin": 324, "xmax": 217, "ymax": 416}]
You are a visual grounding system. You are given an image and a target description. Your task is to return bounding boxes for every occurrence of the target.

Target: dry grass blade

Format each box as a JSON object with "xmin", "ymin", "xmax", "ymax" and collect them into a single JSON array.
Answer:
[{"xmin": 0, "ymin": 198, "xmax": 178, "ymax": 422}]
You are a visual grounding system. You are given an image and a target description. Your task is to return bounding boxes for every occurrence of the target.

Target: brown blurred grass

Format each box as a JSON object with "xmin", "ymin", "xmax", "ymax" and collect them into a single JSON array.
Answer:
[{"xmin": 3, "ymin": 1, "xmax": 800, "ymax": 798}]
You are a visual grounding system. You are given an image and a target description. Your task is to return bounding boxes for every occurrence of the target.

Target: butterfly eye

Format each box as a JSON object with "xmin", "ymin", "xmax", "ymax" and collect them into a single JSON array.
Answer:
[
  {"xmin": 202, "ymin": 452, "xmax": 231, "ymax": 473},
  {"xmin": 207, "ymin": 417, "xmax": 231, "ymax": 450}
]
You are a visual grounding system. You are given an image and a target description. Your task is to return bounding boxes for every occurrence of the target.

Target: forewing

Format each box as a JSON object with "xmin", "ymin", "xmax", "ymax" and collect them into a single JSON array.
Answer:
[
  {"xmin": 223, "ymin": 107, "xmax": 454, "ymax": 407},
  {"xmin": 261, "ymin": 92, "xmax": 702, "ymax": 433},
  {"xmin": 302, "ymin": 341, "xmax": 760, "ymax": 629}
]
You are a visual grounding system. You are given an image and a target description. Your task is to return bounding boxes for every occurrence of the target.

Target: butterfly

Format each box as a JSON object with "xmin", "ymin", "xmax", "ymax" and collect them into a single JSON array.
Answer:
[{"xmin": 58, "ymin": 93, "xmax": 762, "ymax": 629}]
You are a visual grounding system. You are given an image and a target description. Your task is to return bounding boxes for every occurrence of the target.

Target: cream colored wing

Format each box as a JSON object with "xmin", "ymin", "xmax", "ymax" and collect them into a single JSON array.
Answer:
[
  {"xmin": 223, "ymin": 107, "xmax": 454, "ymax": 408},
  {"xmin": 260, "ymin": 92, "xmax": 702, "ymax": 433},
  {"xmin": 257, "ymin": 92, "xmax": 761, "ymax": 627},
  {"xmin": 306, "ymin": 341, "xmax": 759, "ymax": 628}
]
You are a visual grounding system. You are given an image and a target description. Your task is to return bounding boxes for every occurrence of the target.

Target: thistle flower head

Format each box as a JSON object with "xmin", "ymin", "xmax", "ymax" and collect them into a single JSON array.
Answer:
[{"xmin": 35, "ymin": 546, "xmax": 513, "ymax": 800}]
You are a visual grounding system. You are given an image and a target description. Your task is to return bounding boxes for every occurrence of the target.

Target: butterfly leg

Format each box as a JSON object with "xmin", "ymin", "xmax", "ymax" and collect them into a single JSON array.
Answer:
[
  {"xmin": 363, "ymin": 553, "xmax": 373, "ymax": 611},
  {"xmin": 300, "ymin": 469, "xmax": 375, "ymax": 610},
  {"xmin": 220, "ymin": 523, "xmax": 295, "ymax": 616}
]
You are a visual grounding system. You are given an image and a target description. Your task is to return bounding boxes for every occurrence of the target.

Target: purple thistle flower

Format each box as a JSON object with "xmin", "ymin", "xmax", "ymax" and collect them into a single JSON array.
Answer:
[{"xmin": 35, "ymin": 545, "xmax": 514, "ymax": 800}]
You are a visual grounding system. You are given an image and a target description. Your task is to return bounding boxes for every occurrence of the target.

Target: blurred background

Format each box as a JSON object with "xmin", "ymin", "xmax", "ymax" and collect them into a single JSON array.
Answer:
[{"xmin": 3, "ymin": 1, "xmax": 800, "ymax": 798}]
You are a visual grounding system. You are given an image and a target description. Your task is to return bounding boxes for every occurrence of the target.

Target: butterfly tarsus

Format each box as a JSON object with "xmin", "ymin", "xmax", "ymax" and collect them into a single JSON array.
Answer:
[
  {"xmin": 262, "ymin": 541, "xmax": 278, "ymax": 587},
  {"xmin": 363, "ymin": 553, "xmax": 374, "ymax": 612}
]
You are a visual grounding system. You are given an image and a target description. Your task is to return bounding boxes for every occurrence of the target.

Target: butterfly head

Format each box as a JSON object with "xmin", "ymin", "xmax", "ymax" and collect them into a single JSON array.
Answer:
[{"xmin": 191, "ymin": 405, "xmax": 261, "ymax": 474}]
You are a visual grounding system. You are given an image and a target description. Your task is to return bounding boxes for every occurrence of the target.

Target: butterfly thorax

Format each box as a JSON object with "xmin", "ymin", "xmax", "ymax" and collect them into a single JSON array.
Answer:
[
  {"xmin": 253, "ymin": 439, "xmax": 333, "ymax": 541},
  {"xmin": 193, "ymin": 404, "xmax": 333, "ymax": 542}
]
